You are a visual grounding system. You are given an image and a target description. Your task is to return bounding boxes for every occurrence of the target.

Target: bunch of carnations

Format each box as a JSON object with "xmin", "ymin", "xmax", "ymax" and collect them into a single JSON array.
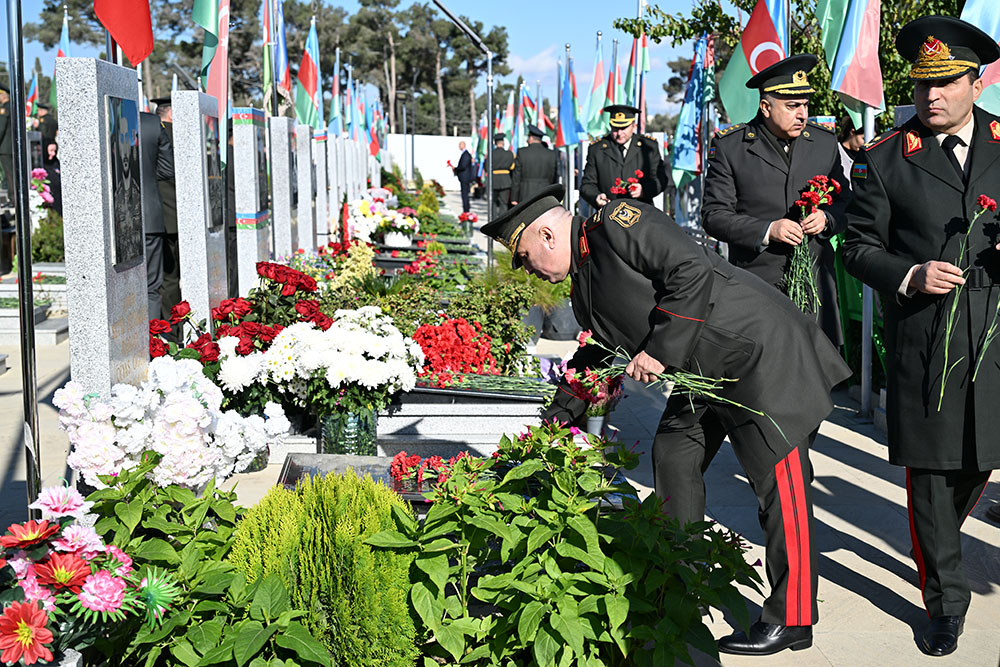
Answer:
[
  {"xmin": 0, "ymin": 486, "xmax": 181, "ymax": 665},
  {"xmin": 389, "ymin": 451, "xmax": 473, "ymax": 488},
  {"xmin": 786, "ymin": 174, "xmax": 840, "ymax": 314},
  {"xmin": 412, "ymin": 316, "xmax": 499, "ymax": 387},
  {"xmin": 609, "ymin": 169, "xmax": 644, "ymax": 196},
  {"xmin": 403, "ymin": 247, "xmax": 444, "ymax": 278},
  {"xmin": 564, "ymin": 368, "xmax": 625, "ymax": 417},
  {"xmin": 54, "ymin": 356, "xmax": 290, "ymax": 489},
  {"xmin": 214, "ymin": 307, "xmax": 423, "ymax": 417},
  {"xmin": 939, "ymin": 193, "xmax": 998, "ymax": 407},
  {"xmin": 458, "ymin": 211, "xmax": 478, "ymax": 223}
]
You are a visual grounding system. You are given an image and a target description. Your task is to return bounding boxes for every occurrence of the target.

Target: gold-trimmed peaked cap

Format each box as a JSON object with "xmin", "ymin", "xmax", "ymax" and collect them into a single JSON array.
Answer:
[
  {"xmin": 746, "ymin": 54, "xmax": 817, "ymax": 95},
  {"xmin": 897, "ymin": 16, "xmax": 1000, "ymax": 81},
  {"xmin": 603, "ymin": 104, "xmax": 639, "ymax": 128},
  {"xmin": 480, "ymin": 184, "xmax": 564, "ymax": 268}
]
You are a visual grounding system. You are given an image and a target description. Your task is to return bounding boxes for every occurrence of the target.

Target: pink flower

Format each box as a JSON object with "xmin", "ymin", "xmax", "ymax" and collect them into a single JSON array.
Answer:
[
  {"xmin": 40, "ymin": 190, "xmax": 54, "ymax": 205},
  {"xmin": 18, "ymin": 576, "xmax": 56, "ymax": 612},
  {"xmin": 7, "ymin": 551, "xmax": 36, "ymax": 580},
  {"xmin": 30, "ymin": 168, "xmax": 47, "ymax": 180},
  {"xmin": 29, "ymin": 486, "xmax": 93, "ymax": 521},
  {"xmin": 77, "ymin": 570, "xmax": 126, "ymax": 613},
  {"xmin": 105, "ymin": 545, "xmax": 133, "ymax": 576},
  {"xmin": 51, "ymin": 524, "xmax": 105, "ymax": 560},
  {"xmin": 577, "ymin": 330, "xmax": 593, "ymax": 347},
  {"xmin": 569, "ymin": 426, "xmax": 583, "ymax": 435}
]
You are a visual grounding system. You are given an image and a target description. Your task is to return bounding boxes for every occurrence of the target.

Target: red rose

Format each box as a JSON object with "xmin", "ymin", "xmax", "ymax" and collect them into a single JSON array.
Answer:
[
  {"xmin": 313, "ymin": 313, "xmax": 334, "ymax": 331},
  {"xmin": 256, "ymin": 262, "xmax": 277, "ymax": 281},
  {"xmin": 190, "ymin": 333, "xmax": 211, "ymax": 348},
  {"xmin": 235, "ymin": 337, "xmax": 255, "ymax": 355},
  {"xmin": 232, "ymin": 298, "xmax": 253, "ymax": 318},
  {"xmin": 198, "ymin": 342, "xmax": 220, "ymax": 363},
  {"xmin": 271, "ymin": 265, "xmax": 291, "ymax": 284},
  {"xmin": 241, "ymin": 321, "xmax": 262, "ymax": 337},
  {"xmin": 169, "ymin": 301, "xmax": 191, "ymax": 324},
  {"xmin": 149, "ymin": 319, "xmax": 171, "ymax": 335},
  {"xmin": 258, "ymin": 325, "xmax": 278, "ymax": 344},
  {"xmin": 215, "ymin": 324, "xmax": 232, "ymax": 338},
  {"xmin": 297, "ymin": 274, "xmax": 317, "ymax": 292},
  {"xmin": 281, "ymin": 282, "xmax": 298, "ymax": 297},
  {"xmin": 295, "ymin": 300, "xmax": 321, "ymax": 318},
  {"xmin": 150, "ymin": 336, "xmax": 168, "ymax": 358}
]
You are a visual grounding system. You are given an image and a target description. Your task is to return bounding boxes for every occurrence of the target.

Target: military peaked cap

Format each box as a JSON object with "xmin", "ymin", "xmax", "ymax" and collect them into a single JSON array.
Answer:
[
  {"xmin": 481, "ymin": 184, "xmax": 564, "ymax": 268},
  {"xmin": 746, "ymin": 54, "xmax": 817, "ymax": 95},
  {"xmin": 897, "ymin": 15, "xmax": 1000, "ymax": 81}
]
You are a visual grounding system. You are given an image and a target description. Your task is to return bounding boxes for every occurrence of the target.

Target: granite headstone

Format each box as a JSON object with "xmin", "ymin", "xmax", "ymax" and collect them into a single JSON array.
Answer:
[
  {"xmin": 296, "ymin": 124, "xmax": 315, "ymax": 252},
  {"xmin": 313, "ymin": 129, "xmax": 328, "ymax": 243},
  {"xmin": 269, "ymin": 117, "xmax": 297, "ymax": 257},
  {"xmin": 232, "ymin": 107, "xmax": 271, "ymax": 295}
]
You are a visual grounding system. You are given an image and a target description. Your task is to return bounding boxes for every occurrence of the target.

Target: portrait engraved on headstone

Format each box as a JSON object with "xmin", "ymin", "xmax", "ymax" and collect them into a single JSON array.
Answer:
[
  {"xmin": 204, "ymin": 114, "xmax": 224, "ymax": 230},
  {"xmin": 105, "ymin": 95, "xmax": 143, "ymax": 269}
]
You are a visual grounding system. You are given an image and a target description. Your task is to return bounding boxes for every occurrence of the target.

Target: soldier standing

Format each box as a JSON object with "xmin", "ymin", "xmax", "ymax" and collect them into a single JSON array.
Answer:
[
  {"xmin": 491, "ymin": 132, "xmax": 514, "ymax": 215},
  {"xmin": 580, "ymin": 104, "xmax": 673, "ymax": 212},
  {"xmin": 510, "ymin": 125, "xmax": 558, "ymax": 205},
  {"xmin": 702, "ymin": 55, "xmax": 849, "ymax": 346},
  {"xmin": 844, "ymin": 16, "xmax": 1000, "ymax": 657}
]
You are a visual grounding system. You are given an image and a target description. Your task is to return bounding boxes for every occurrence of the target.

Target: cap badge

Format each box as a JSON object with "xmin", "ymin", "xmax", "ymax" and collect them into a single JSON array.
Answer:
[
  {"xmin": 904, "ymin": 130, "xmax": 923, "ymax": 156},
  {"xmin": 920, "ymin": 36, "xmax": 952, "ymax": 62},
  {"xmin": 793, "ymin": 70, "xmax": 808, "ymax": 84},
  {"xmin": 613, "ymin": 112, "xmax": 625, "ymax": 122}
]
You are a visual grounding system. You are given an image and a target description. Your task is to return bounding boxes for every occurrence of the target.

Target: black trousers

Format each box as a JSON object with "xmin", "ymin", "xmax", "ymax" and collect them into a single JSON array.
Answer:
[
  {"xmin": 493, "ymin": 188, "xmax": 510, "ymax": 215},
  {"xmin": 460, "ymin": 181, "xmax": 471, "ymax": 213},
  {"xmin": 160, "ymin": 233, "xmax": 182, "ymax": 343},
  {"xmin": 653, "ymin": 397, "xmax": 819, "ymax": 627},
  {"xmin": 906, "ymin": 467, "xmax": 990, "ymax": 618},
  {"xmin": 144, "ymin": 233, "xmax": 165, "ymax": 321}
]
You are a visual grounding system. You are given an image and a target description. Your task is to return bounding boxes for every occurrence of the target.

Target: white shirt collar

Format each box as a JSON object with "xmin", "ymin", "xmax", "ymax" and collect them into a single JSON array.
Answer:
[{"xmin": 935, "ymin": 114, "xmax": 975, "ymax": 147}]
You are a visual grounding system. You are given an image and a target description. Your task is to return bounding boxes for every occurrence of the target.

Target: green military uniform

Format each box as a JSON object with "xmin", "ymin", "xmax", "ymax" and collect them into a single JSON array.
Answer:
[
  {"xmin": 843, "ymin": 16, "xmax": 1000, "ymax": 655},
  {"xmin": 491, "ymin": 135, "xmax": 515, "ymax": 214},
  {"xmin": 580, "ymin": 133, "xmax": 673, "ymax": 209},
  {"xmin": 511, "ymin": 125, "xmax": 558, "ymax": 204}
]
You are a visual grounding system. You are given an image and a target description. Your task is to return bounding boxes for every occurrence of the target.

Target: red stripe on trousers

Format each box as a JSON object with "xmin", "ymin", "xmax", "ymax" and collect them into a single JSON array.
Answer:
[
  {"xmin": 905, "ymin": 468, "xmax": 929, "ymax": 616},
  {"xmin": 774, "ymin": 447, "xmax": 812, "ymax": 626}
]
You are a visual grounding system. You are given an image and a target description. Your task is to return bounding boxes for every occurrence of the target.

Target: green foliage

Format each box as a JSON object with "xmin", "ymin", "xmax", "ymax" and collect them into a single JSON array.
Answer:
[
  {"xmin": 229, "ymin": 471, "xmax": 419, "ymax": 667},
  {"xmin": 419, "ymin": 184, "xmax": 440, "ymax": 214},
  {"xmin": 417, "ymin": 211, "xmax": 464, "ymax": 237},
  {"xmin": 485, "ymin": 252, "xmax": 572, "ymax": 313},
  {"xmin": 447, "ymin": 279, "xmax": 538, "ymax": 376},
  {"xmin": 414, "ymin": 167, "xmax": 425, "ymax": 191},
  {"xmin": 30, "ymin": 208, "xmax": 64, "ymax": 263},
  {"xmin": 84, "ymin": 458, "xmax": 333, "ymax": 666},
  {"xmin": 397, "ymin": 189, "xmax": 418, "ymax": 209},
  {"xmin": 368, "ymin": 422, "xmax": 761, "ymax": 666}
]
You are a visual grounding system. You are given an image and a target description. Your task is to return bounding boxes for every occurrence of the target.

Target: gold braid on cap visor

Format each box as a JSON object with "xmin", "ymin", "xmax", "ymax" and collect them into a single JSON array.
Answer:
[{"xmin": 910, "ymin": 35, "xmax": 978, "ymax": 79}]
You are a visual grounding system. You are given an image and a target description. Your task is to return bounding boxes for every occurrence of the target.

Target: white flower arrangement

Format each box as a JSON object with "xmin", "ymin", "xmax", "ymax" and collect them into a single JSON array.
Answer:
[
  {"xmin": 54, "ymin": 357, "xmax": 291, "ymax": 489},
  {"xmin": 346, "ymin": 197, "xmax": 419, "ymax": 243},
  {"xmin": 215, "ymin": 307, "xmax": 424, "ymax": 415}
]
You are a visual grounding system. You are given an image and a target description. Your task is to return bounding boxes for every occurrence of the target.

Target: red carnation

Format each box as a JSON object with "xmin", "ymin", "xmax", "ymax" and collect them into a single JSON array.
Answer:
[
  {"xmin": 634, "ymin": 169, "xmax": 644, "ymax": 179},
  {"xmin": 149, "ymin": 336, "xmax": 168, "ymax": 358},
  {"xmin": 169, "ymin": 301, "xmax": 191, "ymax": 324},
  {"xmin": 149, "ymin": 319, "xmax": 171, "ymax": 335},
  {"xmin": 831, "ymin": 180, "xmax": 842, "ymax": 194},
  {"xmin": 977, "ymin": 194, "xmax": 998, "ymax": 212}
]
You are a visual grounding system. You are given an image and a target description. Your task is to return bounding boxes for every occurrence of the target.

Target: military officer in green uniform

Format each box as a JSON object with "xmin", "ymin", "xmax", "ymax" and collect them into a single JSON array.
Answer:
[
  {"xmin": 580, "ymin": 104, "xmax": 673, "ymax": 212},
  {"xmin": 702, "ymin": 55, "xmax": 849, "ymax": 346},
  {"xmin": 843, "ymin": 16, "xmax": 1000, "ymax": 657},
  {"xmin": 510, "ymin": 125, "xmax": 558, "ymax": 206},
  {"xmin": 491, "ymin": 132, "xmax": 515, "ymax": 214},
  {"xmin": 0, "ymin": 85, "xmax": 12, "ymax": 194},
  {"xmin": 483, "ymin": 185, "xmax": 849, "ymax": 656}
]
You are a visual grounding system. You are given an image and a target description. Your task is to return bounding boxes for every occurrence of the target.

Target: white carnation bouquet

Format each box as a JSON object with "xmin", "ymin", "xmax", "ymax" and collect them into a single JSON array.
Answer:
[{"xmin": 54, "ymin": 356, "xmax": 291, "ymax": 489}]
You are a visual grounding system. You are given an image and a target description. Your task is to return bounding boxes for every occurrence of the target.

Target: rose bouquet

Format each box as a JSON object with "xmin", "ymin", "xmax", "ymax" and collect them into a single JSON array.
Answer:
[
  {"xmin": 564, "ymin": 368, "xmax": 624, "ymax": 417},
  {"xmin": 54, "ymin": 356, "xmax": 290, "ymax": 489},
  {"xmin": 786, "ymin": 174, "xmax": 840, "ymax": 314},
  {"xmin": 0, "ymin": 486, "xmax": 181, "ymax": 664}
]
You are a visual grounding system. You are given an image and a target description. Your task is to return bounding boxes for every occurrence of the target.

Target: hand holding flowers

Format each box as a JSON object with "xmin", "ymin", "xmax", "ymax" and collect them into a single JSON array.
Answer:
[{"xmin": 784, "ymin": 174, "xmax": 840, "ymax": 314}]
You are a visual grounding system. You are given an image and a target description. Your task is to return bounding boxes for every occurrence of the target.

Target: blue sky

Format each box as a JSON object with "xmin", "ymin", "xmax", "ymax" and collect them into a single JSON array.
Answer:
[{"xmin": 11, "ymin": 0, "xmax": 700, "ymax": 116}]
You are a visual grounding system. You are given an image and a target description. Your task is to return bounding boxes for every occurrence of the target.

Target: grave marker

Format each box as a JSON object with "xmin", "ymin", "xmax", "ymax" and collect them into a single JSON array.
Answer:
[
  {"xmin": 313, "ymin": 129, "xmax": 328, "ymax": 244},
  {"xmin": 269, "ymin": 117, "xmax": 297, "ymax": 257},
  {"xmin": 296, "ymin": 124, "xmax": 315, "ymax": 252},
  {"xmin": 232, "ymin": 107, "xmax": 271, "ymax": 295}
]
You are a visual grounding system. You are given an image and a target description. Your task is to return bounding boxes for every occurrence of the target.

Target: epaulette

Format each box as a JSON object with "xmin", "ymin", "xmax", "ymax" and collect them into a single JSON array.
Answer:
[
  {"xmin": 639, "ymin": 133, "xmax": 659, "ymax": 143},
  {"xmin": 863, "ymin": 129, "xmax": 901, "ymax": 152},
  {"xmin": 590, "ymin": 136, "xmax": 599, "ymax": 145},
  {"xmin": 806, "ymin": 119, "xmax": 835, "ymax": 134},
  {"xmin": 714, "ymin": 123, "xmax": 744, "ymax": 139}
]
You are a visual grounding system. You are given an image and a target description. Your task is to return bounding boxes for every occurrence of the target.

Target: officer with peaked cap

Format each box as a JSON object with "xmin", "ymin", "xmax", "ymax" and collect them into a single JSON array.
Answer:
[
  {"xmin": 844, "ymin": 16, "xmax": 1000, "ymax": 657},
  {"xmin": 580, "ymin": 104, "xmax": 673, "ymax": 211},
  {"xmin": 491, "ymin": 132, "xmax": 515, "ymax": 214},
  {"xmin": 510, "ymin": 124, "xmax": 558, "ymax": 206},
  {"xmin": 483, "ymin": 185, "xmax": 849, "ymax": 657},
  {"xmin": 703, "ymin": 55, "xmax": 849, "ymax": 347}
]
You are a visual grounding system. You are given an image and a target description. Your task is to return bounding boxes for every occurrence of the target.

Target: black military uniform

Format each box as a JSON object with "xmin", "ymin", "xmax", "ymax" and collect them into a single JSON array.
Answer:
[
  {"xmin": 491, "ymin": 133, "xmax": 515, "ymax": 215},
  {"xmin": 139, "ymin": 111, "xmax": 175, "ymax": 320},
  {"xmin": 580, "ymin": 104, "xmax": 674, "ymax": 211},
  {"xmin": 843, "ymin": 16, "xmax": 1000, "ymax": 657},
  {"xmin": 152, "ymin": 98, "xmax": 180, "ymax": 329},
  {"xmin": 0, "ymin": 85, "xmax": 12, "ymax": 194},
  {"xmin": 511, "ymin": 125, "xmax": 558, "ymax": 204},
  {"xmin": 483, "ymin": 186, "xmax": 850, "ymax": 655},
  {"xmin": 703, "ymin": 55, "xmax": 849, "ymax": 346},
  {"xmin": 35, "ymin": 104, "xmax": 58, "ymax": 154}
]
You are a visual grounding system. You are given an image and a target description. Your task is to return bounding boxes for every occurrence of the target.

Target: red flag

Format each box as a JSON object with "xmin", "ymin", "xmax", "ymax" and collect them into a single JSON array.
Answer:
[{"xmin": 93, "ymin": 0, "xmax": 154, "ymax": 65}]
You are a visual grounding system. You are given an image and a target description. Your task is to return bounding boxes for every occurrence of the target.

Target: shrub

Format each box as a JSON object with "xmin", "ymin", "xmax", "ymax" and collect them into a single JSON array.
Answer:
[
  {"xmin": 448, "ymin": 279, "xmax": 537, "ymax": 376},
  {"xmin": 230, "ymin": 471, "xmax": 419, "ymax": 667},
  {"xmin": 397, "ymin": 189, "xmax": 417, "ymax": 209},
  {"xmin": 413, "ymin": 167, "xmax": 424, "ymax": 190},
  {"xmin": 419, "ymin": 184, "xmax": 439, "ymax": 214},
  {"xmin": 31, "ymin": 209, "xmax": 64, "ymax": 262}
]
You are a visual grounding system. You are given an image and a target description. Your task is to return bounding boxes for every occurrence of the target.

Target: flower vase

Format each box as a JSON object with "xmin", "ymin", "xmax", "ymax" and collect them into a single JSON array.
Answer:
[
  {"xmin": 320, "ymin": 408, "xmax": 378, "ymax": 456},
  {"xmin": 383, "ymin": 231, "xmax": 412, "ymax": 248},
  {"xmin": 586, "ymin": 415, "xmax": 606, "ymax": 436},
  {"xmin": 244, "ymin": 447, "xmax": 269, "ymax": 472}
]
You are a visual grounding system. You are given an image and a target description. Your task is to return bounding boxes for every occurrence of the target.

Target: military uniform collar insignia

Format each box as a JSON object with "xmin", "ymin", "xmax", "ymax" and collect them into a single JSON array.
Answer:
[
  {"xmin": 989, "ymin": 119, "xmax": 1000, "ymax": 143},
  {"xmin": 904, "ymin": 129, "xmax": 924, "ymax": 156}
]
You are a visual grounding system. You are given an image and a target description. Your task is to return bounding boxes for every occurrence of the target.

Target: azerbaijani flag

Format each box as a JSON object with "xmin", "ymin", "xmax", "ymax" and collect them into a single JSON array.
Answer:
[
  {"xmin": 584, "ymin": 35, "xmax": 605, "ymax": 137},
  {"xmin": 295, "ymin": 18, "xmax": 322, "ymax": 129},
  {"xmin": 502, "ymin": 90, "xmax": 515, "ymax": 141},
  {"xmin": 512, "ymin": 85, "xmax": 526, "ymax": 151},
  {"xmin": 637, "ymin": 32, "xmax": 651, "ymax": 130},
  {"xmin": 25, "ymin": 74, "xmax": 38, "ymax": 117},
  {"xmin": 261, "ymin": 0, "xmax": 273, "ymax": 115},
  {"xmin": 623, "ymin": 37, "xmax": 639, "ymax": 106},
  {"xmin": 274, "ymin": 0, "xmax": 291, "ymax": 97},
  {"xmin": 556, "ymin": 58, "xmax": 586, "ymax": 148},
  {"xmin": 818, "ymin": 0, "xmax": 884, "ymax": 128},
  {"xmin": 200, "ymin": 0, "xmax": 230, "ymax": 166},
  {"xmin": 328, "ymin": 47, "xmax": 343, "ymax": 135},
  {"xmin": 718, "ymin": 0, "xmax": 788, "ymax": 124},
  {"xmin": 475, "ymin": 109, "xmax": 488, "ymax": 177},
  {"xmin": 671, "ymin": 36, "xmax": 710, "ymax": 189},
  {"xmin": 522, "ymin": 87, "xmax": 538, "ymax": 126},
  {"xmin": 49, "ymin": 9, "xmax": 71, "ymax": 109},
  {"xmin": 345, "ymin": 67, "xmax": 355, "ymax": 140},
  {"xmin": 961, "ymin": 0, "xmax": 1000, "ymax": 116},
  {"xmin": 193, "ymin": 0, "xmax": 220, "ymax": 88}
]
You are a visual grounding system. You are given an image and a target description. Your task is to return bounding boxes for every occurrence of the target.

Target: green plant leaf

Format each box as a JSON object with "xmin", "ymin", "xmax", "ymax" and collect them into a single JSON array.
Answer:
[
  {"xmin": 518, "ymin": 601, "xmax": 546, "ymax": 645},
  {"xmin": 410, "ymin": 580, "xmax": 441, "ymax": 631},
  {"xmin": 501, "ymin": 459, "xmax": 545, "ymax": 485},
  {"xmin": 186, "ymin": 620, "xmax": 224, "ymax": 654},
  {"xmin": 142, "ymin": 646, "xmax": 162, "ymax": 667},
  {"xmin": 273, "ymin": 622, "xmax": 333, "ymax": 666},
  {"xmin": 435, "ymin": 623, "xmax": 465, "ymax": 662},
  {"xmin": 132, "ymin": 538, "xmax": 181, "ymax": 565},
  {"xmin": 532, "ymin": 625, "xmax": 560, "ymax": 667},
  {"xmin": 364, "ymin": 530, "xmax": 418, "ymax": 548},
  {"xmin": 250, "ymin": 575, "xmax": 290, "ymax": 622},
  {"xmin": 169, "ymin": 640, "xmax": 202, "ymax": 667},
  {"xmin": 414, "ymin": 553, "xmax": 449, "ymax": 595},
  {"xmin": 390, "ymin": 502, "xmax": 418, "ymax": 535},
  {"xmin": 526, "ymin": 525, "xmax": 556, "ymax": 554},
  {"xmin": 551, "ymin": 611, "xmax": 585, "ymax": 657},
  {"xmin": 606, "ymin": 595, "xmax": 629, "ymax": 632},
  {"xmin": 234, "ymin": 621, "xmax": 278, "ymax": 667},
  {"xmin": 114, "ymin": 497, "xmax": 144, "ymax": 535},
  {"xmin": 468, "ymin": 514, "xmax": 512, "ymax": 542}
]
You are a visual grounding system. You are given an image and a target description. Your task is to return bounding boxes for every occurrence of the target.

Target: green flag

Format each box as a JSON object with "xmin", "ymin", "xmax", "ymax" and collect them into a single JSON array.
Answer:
[{"xmin": 193, "ymin": 0, "xmax": 219, "ymax": 88}]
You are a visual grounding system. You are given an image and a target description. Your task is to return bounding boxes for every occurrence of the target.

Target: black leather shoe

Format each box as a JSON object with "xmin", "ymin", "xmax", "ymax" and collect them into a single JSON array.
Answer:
[
  {"xmin": 718, "ymin": 621, "xmax": 812, "ymax": 655},
  {"xmin": 920, "ymin": 616, "xmax": 963, "ymax": 656}
]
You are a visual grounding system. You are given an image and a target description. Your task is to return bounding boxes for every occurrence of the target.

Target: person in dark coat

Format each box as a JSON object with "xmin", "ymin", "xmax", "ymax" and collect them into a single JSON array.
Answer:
[
  {"xmin": 491, "ymin": 132, "xmax": 515, "ymax": 215},
  {"xmin": 453, "ymin": 141, "xmax": 475, "ymax": 213},
  {"xmin": 580, "ymin": 104, "xmax": 674, "ymax": 213},
  {"xmin": 483, "ymin": 185, "xmax": 850, "ymax": 657},
  {"xmin": 703, "ymin": 55, "xmax": 849, "ymax": 347},
  {"xmin": 139, "ymin": 111, "xmax": 175, "ymax": 320},
  {"xmin": 843, "ymin": 16, "xmax": 1000, "ymax": 657},
  {"xmin": 0, "ymin": 85, "xmax": 12, "ymax": 195},
  {"xmin": 152, "ymin": 98, "xmax": 180, "ymax": 332},
  {"xmin": 510, "ymin": 125, "xmax": 559, "ymax": 205},
  {"xmin": 32, "ymin": 103, "xmax": 58, "ymax": 155},
  {"xmin": 42, "ymin": 142, "xmax": 62, "ymax": 217}
]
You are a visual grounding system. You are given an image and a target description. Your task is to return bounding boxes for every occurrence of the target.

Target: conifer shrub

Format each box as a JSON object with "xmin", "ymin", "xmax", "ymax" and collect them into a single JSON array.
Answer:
[
  {"xmin": 229, "ymin": 471, "xmax": 418, "ymax": 667},
  {"xmin": 418, "ymin": 183, "xmax": 440, "ymax": 213}
]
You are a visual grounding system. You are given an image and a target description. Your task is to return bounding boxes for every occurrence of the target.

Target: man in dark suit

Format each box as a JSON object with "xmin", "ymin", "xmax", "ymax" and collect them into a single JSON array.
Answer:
[
  {"xmin": 0, "ymin": 85, "xmax": 12, "ymax": 195},
  {"xmin": 703, "ymin": 56, "xmax": 849, "ymax": 346},
  {"xmin": 32, "ymin": 103, "xmax": 58, "ymax": 155},
  {"xmin": 580, "ymin": 104, "xmax": 673, "ymax": 213},
  {"xmin": 511, "ymin": 125, "xmax": 559, "ymax": 206},
  {"xmin": 453, "ymin": 141, "xmax": 475, "ymax": 212},
  {"xmin": 139, "ymin": 111, "xmax": 174, "ymax": 320},
  {"xmin": 483, "ymin": 186, "xmax": 850, "ymax": 656},
  {"xmin": 491, "ymin": 132, "xmax": 515, "ymax": 215},
  {"xmin": 843, "ymin": 16, "xmax": 1000, "ymax": 657},
  {"xmin": 151, "ymin": 97, "xmax": 180, "ymax": 330}
]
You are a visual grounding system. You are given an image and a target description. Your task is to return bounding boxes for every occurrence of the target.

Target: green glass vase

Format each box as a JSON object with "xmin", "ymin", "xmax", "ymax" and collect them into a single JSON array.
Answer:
[{"xmin": 320, "ymin": 408, "xmax": 378, "ymax": 456}]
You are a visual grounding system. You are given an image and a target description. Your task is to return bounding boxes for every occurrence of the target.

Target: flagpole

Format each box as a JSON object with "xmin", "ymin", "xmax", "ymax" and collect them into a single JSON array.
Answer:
[
  {"xmin": 564, "ymin": 44, "xmax": 575, "ymax": 216},
  {"xmin": 860, "ymin": 104, "xmax": 876, "ymax": 417},
  {"xmin": 267, "ymin": 0, "xmax": 279, "ymax": 116}
]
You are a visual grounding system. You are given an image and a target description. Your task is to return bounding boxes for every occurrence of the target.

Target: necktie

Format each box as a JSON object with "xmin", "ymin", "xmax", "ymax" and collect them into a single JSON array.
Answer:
[{"xmin": 941, "ymin": 134, "xmax": 966, "ymax": 182}]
